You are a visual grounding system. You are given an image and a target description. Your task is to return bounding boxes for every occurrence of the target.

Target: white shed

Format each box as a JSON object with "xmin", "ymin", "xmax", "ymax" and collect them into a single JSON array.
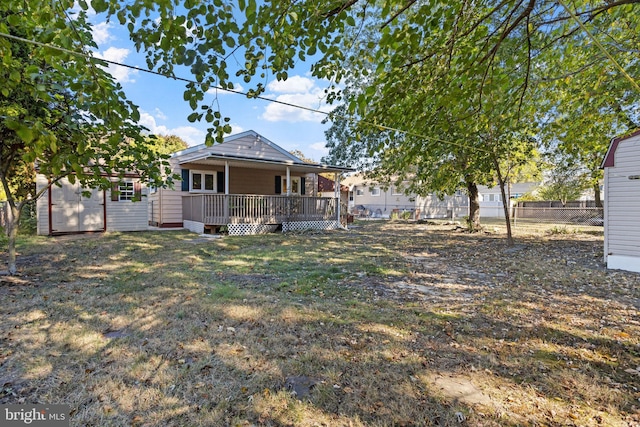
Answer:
[
  {"xmin": 36, "ymin": 174, "xmax": 148, "ymax": 235},
  {"xmin": 601, "ymin": 129, "xmax": 640, "ymax": 273}
]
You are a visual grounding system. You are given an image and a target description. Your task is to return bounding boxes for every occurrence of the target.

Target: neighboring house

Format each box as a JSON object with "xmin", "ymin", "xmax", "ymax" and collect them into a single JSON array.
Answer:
[
  {"xmin": 601, "ymin": 129, "xmax": 640, "ymax": 273},
  {"xmin": 478, "ymin": 182, "xmax": 539, "ymax": 218},
  {"xmin": 342, "ymin": 174, "xmax": 468, "ymax": 219},
  {"xmin": 317, "ymin": 175, "xmax": 349, "ymax": 207},
  {"xmin": 36, "ymin": 174, "xmax": 148, "ymax": 235},
  {"xmin": 149, "ymin": 130, "xmax": 352, "ymax": 235}
]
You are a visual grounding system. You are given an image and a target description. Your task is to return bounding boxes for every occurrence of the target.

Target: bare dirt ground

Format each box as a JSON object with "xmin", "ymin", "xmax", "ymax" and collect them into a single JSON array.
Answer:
[{"xmin": 1, "ymin": 221, "xmax": 639, "ymax": 426}]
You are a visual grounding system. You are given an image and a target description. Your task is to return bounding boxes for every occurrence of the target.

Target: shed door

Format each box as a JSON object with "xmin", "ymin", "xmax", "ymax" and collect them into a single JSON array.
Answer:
[{"xmin": 51, "ymin": 180, "xmax": 104, "ymax": 233}]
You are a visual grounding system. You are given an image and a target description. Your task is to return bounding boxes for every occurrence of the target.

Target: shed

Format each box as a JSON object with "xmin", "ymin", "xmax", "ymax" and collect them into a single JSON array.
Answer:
[
  {"xmin": 36, "ymin": 174, "xmax": 148, "ymax": 235},
  {"xmin": 601, "ymin": 129, "xmax": 640, "ymax": 273}
]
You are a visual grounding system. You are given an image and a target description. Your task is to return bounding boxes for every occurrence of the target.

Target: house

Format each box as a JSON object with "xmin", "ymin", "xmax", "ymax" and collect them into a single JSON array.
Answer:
[
  {"xmin": 478, "ymin": 182, "xmax": 539, "ymax": 218},
  {"xmin": 317, "ymin": 175, "xmax": 349, "ymax": 206},
  {"xmin": 342, "ymin": 174, "xmax": 468, "ymax": 219},
  {"xmin": 149, "ymin": 130, "xmax": 353, "ymax": 235},
  {"xmin": 35, "ymin": 174, "xmax": 148, "ymax": 235},
  {"xmin": 601, "ymin": 129, "xmax": 640, "ymax": 273}
]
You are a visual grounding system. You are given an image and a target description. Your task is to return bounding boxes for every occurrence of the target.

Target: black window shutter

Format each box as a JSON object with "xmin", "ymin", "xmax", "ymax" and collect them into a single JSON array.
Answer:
[
  {"xmin": 300, "ymin": 177, "xmax": 306, "ymax": 195},
  {"xmin": 181, "ymin": 169, "xmax": 189, "ymax": 191},
  {"xmin": 217, "ymin": 171, "xmax": 225, "ymax": 193},
  {"xmin": 134, "ymin": 181, "xmax": 142, "ymax": 201},
  {"xmin": 111, "ymin": 182, "xmax": 119, "ymax": 201},
  {"xmin": 275, "ymin": 175, "xmax": 281, "ymax": 194}
]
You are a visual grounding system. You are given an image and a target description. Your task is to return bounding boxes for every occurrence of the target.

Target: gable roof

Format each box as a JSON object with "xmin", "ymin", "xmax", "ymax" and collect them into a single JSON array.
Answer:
[
  {"xmin": 172, "ymin": 130, "xmax": 353, "ymax": 173},
  {"xmin": 601, "ymin": 129, "xmax": 640, "ymax": 169},
  {"xmin": 317, "ymin": 175, "xmax": 349, "ymax": 192}
]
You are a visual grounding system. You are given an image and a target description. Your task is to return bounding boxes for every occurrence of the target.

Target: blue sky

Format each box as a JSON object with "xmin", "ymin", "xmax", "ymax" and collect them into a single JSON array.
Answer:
[{"xmin": 90, "ymin": 18, "xmax": 335, "ymax": 162}]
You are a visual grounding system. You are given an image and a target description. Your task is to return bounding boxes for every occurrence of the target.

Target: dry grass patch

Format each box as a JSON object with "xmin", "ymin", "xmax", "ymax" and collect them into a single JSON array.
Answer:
[{"xmin": 0, "ymin": 224, "xmax": 639, "ymax": 426}]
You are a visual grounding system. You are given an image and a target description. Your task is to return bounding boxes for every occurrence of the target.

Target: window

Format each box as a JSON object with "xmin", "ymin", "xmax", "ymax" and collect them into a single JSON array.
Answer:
[
  {"xmin": 348, "ymin": 191, "xmax": 354, "ymax": 202},
  {"xmin": 370, "ymin": 186, "xmax": 381, "ymax": 196},
  {"xmin": 190, "ymin": 171, "xmax": 216, "ymax": 192},
  {"xmin": 356, "ymin": 188, "xmax": 364, "ymax": 196},
  {"xmin": 282, "ymin": 176, "xmax": 301, "ymax": 195},
  {"xmin": 118, "ymin": 182, "xmax": 135, "ymax": 201},
  {"xmin": 391, "ymin": 186, "xmax": 403, "ymax": 195}
]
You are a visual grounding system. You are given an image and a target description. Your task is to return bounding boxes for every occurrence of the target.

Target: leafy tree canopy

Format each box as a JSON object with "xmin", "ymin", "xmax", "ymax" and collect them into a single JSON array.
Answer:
[{"xmin": 0, "ymin": 0, "xmax": 174, "ymax": 273}]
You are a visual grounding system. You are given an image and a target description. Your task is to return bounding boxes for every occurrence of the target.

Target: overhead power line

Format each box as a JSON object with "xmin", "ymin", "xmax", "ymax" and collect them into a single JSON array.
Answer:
[
  {"xmin": 557, "ymin": 0, "xmax": 640, "ymax": 94},
  {"xmin": 0, "ymin": 30, "xmax": 492, "ymax": 153}
]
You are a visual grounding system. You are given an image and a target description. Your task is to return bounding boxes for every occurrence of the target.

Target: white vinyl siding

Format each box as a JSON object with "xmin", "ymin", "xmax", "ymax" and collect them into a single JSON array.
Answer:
[
  {"xmin": 604, "ymin": 134, "xmax": 640, "ymax": 264},
  {"xmin": 106, "ymin": 184, "xmax": 148, "ymax": 232}
]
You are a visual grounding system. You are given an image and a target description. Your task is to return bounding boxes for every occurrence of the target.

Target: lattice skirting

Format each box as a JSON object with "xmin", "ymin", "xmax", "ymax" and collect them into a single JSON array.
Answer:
[
  {"xmin": 227, "ymin": 223, "xmax": 279, "ymax": 236},
  {"xmin": 282, "ymin": 220, "xmax": 340, "ymax": 232}
]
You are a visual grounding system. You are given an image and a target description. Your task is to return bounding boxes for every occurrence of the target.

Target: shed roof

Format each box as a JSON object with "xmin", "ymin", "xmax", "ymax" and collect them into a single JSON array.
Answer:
[{"xmin": 601, "ymin": 129, "xmax": 640, "ymax": 169}]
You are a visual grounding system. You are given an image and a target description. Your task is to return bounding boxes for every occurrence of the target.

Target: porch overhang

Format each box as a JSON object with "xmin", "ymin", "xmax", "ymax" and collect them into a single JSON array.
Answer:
[{"xmin": 179, "ymin": 153, "xmax": 354, "ymax": 174}]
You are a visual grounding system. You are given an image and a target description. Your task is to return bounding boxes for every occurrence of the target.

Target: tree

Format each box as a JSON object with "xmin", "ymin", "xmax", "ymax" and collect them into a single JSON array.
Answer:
[
  {"xmin": 0, "ymin": 1, "xmax": 172, "ymax": 274},
  {"xmin": 32, "ymin": 0, "xmax": 640, "ymax": 245},
  {"xmin": 150, "ymin": 134, "xmax": 189, "ymax": 156},
  {"xmin": 536, "ymin": 155, "xmax": 591, "ymax": 206}
]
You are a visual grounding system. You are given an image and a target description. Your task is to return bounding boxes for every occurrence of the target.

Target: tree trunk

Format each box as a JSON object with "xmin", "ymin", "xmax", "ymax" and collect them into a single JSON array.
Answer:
[
  {"xmin": 5, "ymin": 203, "xmax": 20, "ymax": 275},
  {"xmin": 594, "ymin": 182, "xmax": 603, "ymax": 208},
  {"xmin": 493, "ymin": 156, "xmax": 514, "ymax": 246},
  {"xmin": 466, "ymin": 181, "xmax": 481, "ymax": 231}
]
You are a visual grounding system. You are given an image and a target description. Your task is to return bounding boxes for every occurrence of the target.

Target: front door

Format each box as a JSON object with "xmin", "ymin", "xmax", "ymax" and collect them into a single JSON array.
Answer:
[{"xmin": 50, "ymin": 179, "xmax": 104, "ymax": 234}]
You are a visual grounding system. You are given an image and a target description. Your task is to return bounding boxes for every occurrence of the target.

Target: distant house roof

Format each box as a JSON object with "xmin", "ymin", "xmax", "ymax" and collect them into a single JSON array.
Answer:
[
  {"xmin": 172, "ymin": 130, "xmax": 353, "ymax": 173},
  {"xmin": 601, "ymin": 129, "xmax": 640, "ymax": 169},
  {"xmin": 317, "ymin": 175, "xmax": 349, "ymax": 193}
]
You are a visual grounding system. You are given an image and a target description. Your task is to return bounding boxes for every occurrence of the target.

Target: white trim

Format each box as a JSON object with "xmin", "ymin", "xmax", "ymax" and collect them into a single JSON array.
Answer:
[
  {"xmin": 118, "ymin": 181, "xmax": 135, "ymax": 201},
  {"xmin": 370, "ymin": 186, "xmax": 381, "ymax": 196},
  {"xmin": 282, "ymin": 175, "xmax": 301, "ymax": 195},
  {"xmin": 190, "ymin": 170, "xmax": 217, "ymax": 193},
  {"xmin": 607, "ymin": 254, "xmax": 640, "ymax": 273}
]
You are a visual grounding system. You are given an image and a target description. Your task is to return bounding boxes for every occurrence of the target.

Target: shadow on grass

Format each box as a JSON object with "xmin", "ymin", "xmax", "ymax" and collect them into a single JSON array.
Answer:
[{"xmin": 0, "ymin": 224, "xmax": 638, "ymax": 426}]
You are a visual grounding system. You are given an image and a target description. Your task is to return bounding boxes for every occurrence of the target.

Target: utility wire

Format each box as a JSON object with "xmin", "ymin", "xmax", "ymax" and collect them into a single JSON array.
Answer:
[
  {"xmin": 0, "ymin": 30, "xmax": 492, "ymax": 153},
  {"xmin": 557, "ymin": 0, "xmax": 640, "ymax": 94}
]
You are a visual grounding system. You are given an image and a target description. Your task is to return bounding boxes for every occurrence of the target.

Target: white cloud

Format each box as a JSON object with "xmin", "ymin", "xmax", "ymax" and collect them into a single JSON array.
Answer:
[
  {"xmin": 139, "ymin": 112, "xmax": 205, "ymax": 146},
  {"xmin": 94, "ymin": 47, "xmax": 137, "ymax": 83},
  {"xmin": 260, "ymin": 91, "xmax": 331, "ymax": 123},
  {"xmin": 154, "ymin": 108, "xmax": 167, "ymax": 121},
  {"xmin": 266, "ymin": 76, "xmax": 316, "ymax": 94},
  {"xmin": 310, "ymin": 142, "xmax": 329, "ymax": 156},
  {"xmin": 260, "ymin": 75, "xmax": 333, "ymax": 123},
  {"xmin": 92, "ymin": 21, "xmax": 113, "ymax": 46}
]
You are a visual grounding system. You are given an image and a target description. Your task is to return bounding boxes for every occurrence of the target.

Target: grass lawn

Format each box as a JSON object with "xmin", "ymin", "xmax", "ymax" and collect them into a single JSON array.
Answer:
[{"xmin": 1, "ymin": 221, "xmax": 639, "ymax": 426}]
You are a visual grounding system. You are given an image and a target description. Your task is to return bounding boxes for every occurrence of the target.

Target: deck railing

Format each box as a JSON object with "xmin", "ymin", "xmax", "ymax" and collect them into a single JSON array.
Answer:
[{"xmin": 182, "ymin": 194, "xmax": 337, "ymax": 225}]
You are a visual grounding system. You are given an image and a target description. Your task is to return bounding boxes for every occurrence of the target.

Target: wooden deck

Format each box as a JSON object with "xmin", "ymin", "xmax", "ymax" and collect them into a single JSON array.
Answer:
[{"xmin": 182, "ymin": 194, "xmax": 338, "ymax": 225}]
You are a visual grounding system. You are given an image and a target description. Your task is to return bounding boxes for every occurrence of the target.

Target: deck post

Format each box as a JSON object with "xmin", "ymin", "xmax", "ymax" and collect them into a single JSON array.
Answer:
[
  {"xmin": 286, "ymin": 167, "xmax": 291, "ymax": 196},
  {"xmin": 224, "ymin": 161, "xmax": 229, "ymax": 195},
  {"xmin": 335, "ymin": 172, "xmax": 341, "ymax": 226}
]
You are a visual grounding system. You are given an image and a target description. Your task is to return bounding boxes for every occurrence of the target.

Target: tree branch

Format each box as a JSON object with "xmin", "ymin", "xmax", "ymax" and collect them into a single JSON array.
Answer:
[
  {"xmin": 323, "ymin": 0, "xmax": 360, "ymax": 18},
  {"xmin": 380, "ymin": 0, "xmax": 418, "ymax": 29},
  {"xmin": 478, "ymin": 0, "xmax": 537, "ymax": 65}
]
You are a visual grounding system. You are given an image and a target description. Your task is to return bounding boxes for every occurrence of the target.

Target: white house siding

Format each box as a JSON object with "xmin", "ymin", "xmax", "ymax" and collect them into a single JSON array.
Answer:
[
  {"xmin": 106, "ymin": 186, "xmax": 148, "ymax": 232},
  {"xmin": 604, "ymin": 133, "xmax": 640, "ymax": 272},
  {"xmin": 416, "ymin": 194, "xmax": 468, "ymax": 219},
  {"xmin": 35, "ymin": 174, "xmax": 50, "ymax": 236},
  {"xmin": 149, "ymin": 188, "xmax": 184, "ymax": 226}
]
